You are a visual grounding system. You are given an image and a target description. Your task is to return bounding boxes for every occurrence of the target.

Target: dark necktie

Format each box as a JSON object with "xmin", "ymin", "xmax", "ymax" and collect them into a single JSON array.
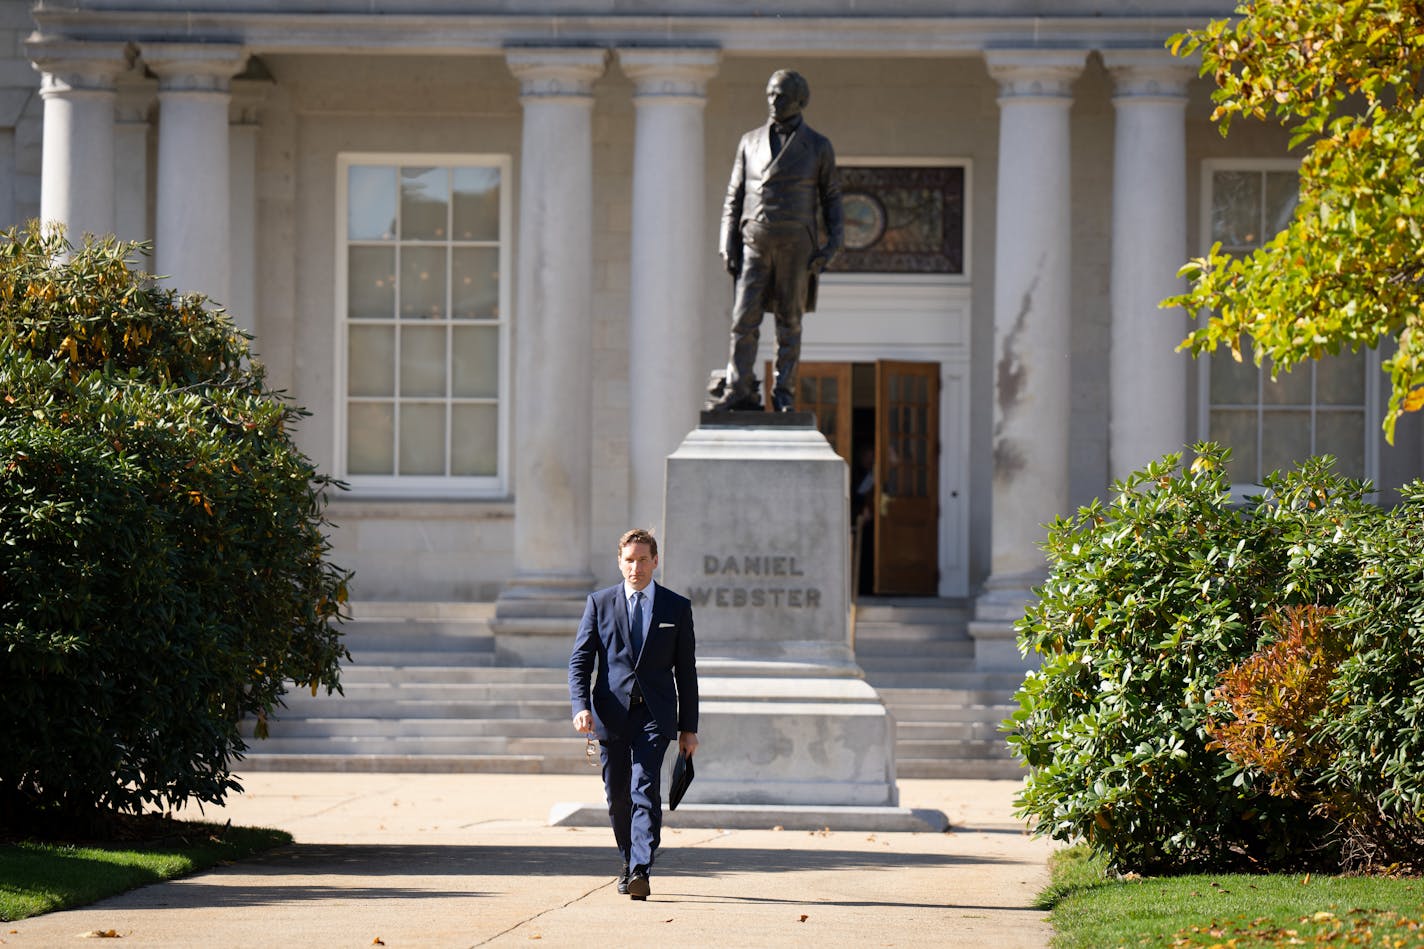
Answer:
[{"xmin": 629, "ymin": 591, "xmax": 644, "ymax": 659}]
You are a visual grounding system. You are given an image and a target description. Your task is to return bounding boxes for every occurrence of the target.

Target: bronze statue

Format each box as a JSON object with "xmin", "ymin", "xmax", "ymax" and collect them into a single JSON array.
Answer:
[{"xmin": 708, "ymin": 69, "xmax": 843, "ymax": 413}]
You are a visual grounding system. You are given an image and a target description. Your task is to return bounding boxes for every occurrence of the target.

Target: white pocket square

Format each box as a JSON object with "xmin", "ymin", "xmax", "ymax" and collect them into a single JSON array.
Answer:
[{"xmin": 659, "ymin": 622, "xmax": 675, "ymax": 628}]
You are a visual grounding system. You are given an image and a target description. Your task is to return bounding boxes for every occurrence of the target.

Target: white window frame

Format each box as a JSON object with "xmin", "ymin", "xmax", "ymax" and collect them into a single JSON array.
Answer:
[
  {"xmin": 334, "ymin": 153, "xmax": 512, "ymax": 498},
  {"xmin": 1195, "ymin": 158, "xmax": 1380, "ymax": 491}
]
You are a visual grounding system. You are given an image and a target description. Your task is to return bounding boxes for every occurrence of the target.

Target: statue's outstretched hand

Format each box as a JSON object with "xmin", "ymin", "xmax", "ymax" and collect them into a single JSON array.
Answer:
[{"xmin": 723, "ymin": 252, "xmax": 742, "ymax": 278}]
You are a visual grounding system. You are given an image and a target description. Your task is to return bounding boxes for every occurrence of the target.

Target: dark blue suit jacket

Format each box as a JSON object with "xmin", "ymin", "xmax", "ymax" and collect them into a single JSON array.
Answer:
[{"xmin": 569, "ymin": 582, "xmax": 698, "ymax": 743}]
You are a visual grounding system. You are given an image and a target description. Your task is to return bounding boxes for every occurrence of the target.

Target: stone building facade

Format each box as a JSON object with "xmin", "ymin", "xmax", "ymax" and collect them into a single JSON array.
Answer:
[{"xmin": 4, "ymin": 2, "xmax": 1421, "ymax": 665}]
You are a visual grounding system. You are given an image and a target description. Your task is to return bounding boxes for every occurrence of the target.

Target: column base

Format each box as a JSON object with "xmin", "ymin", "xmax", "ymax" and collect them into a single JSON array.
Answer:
[
  {"xmin": 490, "ymin": 572, "xmax": 594, "ymax": 666},
  {"xmin": 968, "ymin": 570, "xmax": 1047, "ymax": 672}
]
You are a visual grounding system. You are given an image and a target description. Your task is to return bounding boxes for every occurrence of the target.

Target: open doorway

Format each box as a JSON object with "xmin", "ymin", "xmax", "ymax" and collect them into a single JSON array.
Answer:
[{"xmin": 777, "ymin": 360, "xmax": 941, "ymax": 597}]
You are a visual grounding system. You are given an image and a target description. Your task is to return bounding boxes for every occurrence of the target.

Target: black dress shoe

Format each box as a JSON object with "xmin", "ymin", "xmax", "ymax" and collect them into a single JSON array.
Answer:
[
  {"xmin": 626, "ymin": 870, "xmax": 650, "ymax": 900},
  {"xmin": 616, "ymin": 864, "xmax": 630, "ymax": 895}
]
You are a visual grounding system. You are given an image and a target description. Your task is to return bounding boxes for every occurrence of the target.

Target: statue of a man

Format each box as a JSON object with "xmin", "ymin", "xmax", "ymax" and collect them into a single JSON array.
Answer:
[{"xmin": 709, "ymin": 69, "xmax": 843, "ymax": 413}]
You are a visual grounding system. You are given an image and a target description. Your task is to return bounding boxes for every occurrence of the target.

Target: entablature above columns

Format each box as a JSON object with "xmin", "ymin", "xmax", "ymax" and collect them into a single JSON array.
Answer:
[{"xmin": 29, "ymin": 8, "xmax": 1229, "ymax": 60}]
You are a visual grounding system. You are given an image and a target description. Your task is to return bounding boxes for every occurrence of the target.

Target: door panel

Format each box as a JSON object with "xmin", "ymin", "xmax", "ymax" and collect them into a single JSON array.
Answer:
[
  {"xmin": 874, "ymin": 361, "xmax": 940, "ymax": 595},
  {"xmin": 765, "ymin": 360, "xmax": 852, "ymax": 463}
]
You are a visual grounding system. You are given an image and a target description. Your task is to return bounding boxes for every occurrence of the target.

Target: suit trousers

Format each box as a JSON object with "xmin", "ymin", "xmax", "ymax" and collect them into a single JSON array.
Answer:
[
  {"xmin": 726, "ymin": 221, "xmax": 814, "ymax": 404},
  {"xmin": 599, "ymin": 702, "xmax": 671, "ymax": 874}
]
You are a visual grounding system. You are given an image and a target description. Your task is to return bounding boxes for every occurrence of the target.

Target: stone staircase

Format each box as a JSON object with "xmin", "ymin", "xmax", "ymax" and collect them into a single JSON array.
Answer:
[
  {"xmin": 853, "ymin": 598, "xmax": 1026, "ymax": 780},
  {"xmin": 242, "ymin": 602, "xmax": 581, "ymax": 773},
  {"xmin": 241, "ymin": 598, "xmax": 1027, "ymax": 779}
]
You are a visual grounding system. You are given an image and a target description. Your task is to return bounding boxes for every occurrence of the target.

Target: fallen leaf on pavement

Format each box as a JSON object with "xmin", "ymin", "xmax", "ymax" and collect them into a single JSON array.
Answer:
[
  {"xmin": 79, "ymin": 931, "xmax": 122, "ymax": 939},
  {"xmin": 798, "ymin": 915, "xmax": 809, "ymax": 923},
  {"xmin": 373, "ymin": 939, "xmax": 385, "ymax": 946}
]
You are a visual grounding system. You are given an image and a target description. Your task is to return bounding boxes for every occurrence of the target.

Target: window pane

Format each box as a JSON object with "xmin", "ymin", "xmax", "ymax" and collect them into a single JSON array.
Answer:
[
  {"xmin": 1316, "ymin": 411, "xmax": 1365, "ymax": 479},
  {"xmin": 1209, "ymin": 349, "xmax": 1257, "ymax": 404},
  {"xmin": 452, "ymin": 326, "xmax": 498, "ymax": 398},
  {"xmin": 400, "ymin": 326, "xmax": 447, "ymax": 397},
  {"xmin": 453, "ymin": 166, "xmax": 501, "ymax": 241},
  {"xmin": 1261, "ymin": 360, "xmax": 1312, "ymax": 406},
  {"xmin": 1316, "ymin": 352, "xmax": 1365, "ymax": 405},
  {"xmin": 399, "ymin": 403, "xmax": 445, "ymax": 475},
  {"xmin": 452, "ymin": 247, "xmax": 500, "ymax": 320},
  {"xmin": 400, "ymin": 246, "xmax": 446, "ymax": 319},
  {"xmin": 348, "ymin": 165, "xmax": 396, "ymax": 241},
  {"xmin": 348, "ymin": 325, "xmax": 394, "ymax": 397},
  {"xmin": 1261, "ymin": 410, "xmax": 1312, "ymax": 475},
  {"xmin": 1265, "ymin": 170, "xmax": 1300, "ymax": 233},
  {"xmin": 1211, "ymin": 408, "xmax": 1259, "ymax": 484},
  {"xmin": 1211, "ymin": 171, "xmax": 1263, "ymax": 248},
  {"xmin": 400, "ymin": 167, "xmax": 448, "ymax": 241},
  {"xmin": 452, "ymin": 404, "xmax": 498, "ymax": 476},
  {"xmin": 348, "ymin": 246, "xmax": 395, "ymax": 320},
  {"xmin": 348, "ymin": 402, "xmax": 394, "ymax": 475}
]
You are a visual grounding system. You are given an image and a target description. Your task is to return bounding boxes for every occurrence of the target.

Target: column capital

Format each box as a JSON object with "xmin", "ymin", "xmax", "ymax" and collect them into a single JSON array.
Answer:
[
  {"xmin": 115, "ymin": 69, "xmax": 156, "ymax": 124},
  {"xmin": 28, "ymin": 40, "xmax": 131, "ymax": 95},
  {"xmin": 142, "ymin": 43, "xmax": 247, "ymax": 94},
  {"xmin": 1102, "ymin": 50, "xmax": 1195, "ymax": 101},
  {"xmin": 506, "ymin": 47, "xmax": 607, "ymax": 99},
  {"xmin": 617, "ymin": 48, "xmax": 720, "ymax": 100},
  {"xmin": 985, "ymin": 49, "xmax": 1086, "ymax": 100},
  {"xmin": 231, "ymin": 75, "xmax": 275, "ymax": 125}
]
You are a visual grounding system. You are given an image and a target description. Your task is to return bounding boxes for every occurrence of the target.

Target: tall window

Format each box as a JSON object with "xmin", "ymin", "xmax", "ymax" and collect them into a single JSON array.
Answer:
[
  {"xmin": 1200, "ymin": 161, "xmax": 1373, "ymax": 485},
  {"xmin": 338, "ymin": 156, "xmax": 510, "ymax": 494}
]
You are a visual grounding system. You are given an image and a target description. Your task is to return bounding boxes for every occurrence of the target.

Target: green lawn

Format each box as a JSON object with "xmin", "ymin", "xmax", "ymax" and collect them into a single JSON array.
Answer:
[
  {"xmin": 0, "ymin": 823, "xmax": 291, "ymax": 922},
  {"xmin": 1043, "ymin": 846, "xmax": 1424, "ymax": 948}
]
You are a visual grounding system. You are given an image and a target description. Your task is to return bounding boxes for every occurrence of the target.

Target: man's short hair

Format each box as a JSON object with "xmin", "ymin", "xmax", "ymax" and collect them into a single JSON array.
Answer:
[
  {"xmin": 618, "ymin": 528, "xmax": 658, "ymax": 559},
  {"xmin": 769, "ymin": 69, "xmax": 810, "ymax": 108}
]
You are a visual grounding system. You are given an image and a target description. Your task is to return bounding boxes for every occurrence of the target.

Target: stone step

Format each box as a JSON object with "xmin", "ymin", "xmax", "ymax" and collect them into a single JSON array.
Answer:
[
  {"xmin": 248, "ymin": 735, "xmax": 586, "ymax": 756},
  {"xmin": 344, "ymin": 646, "xmax": 501, "ymax": 669},
  {"xmin": 899, "ymin": 709, "xmax": 1013, "ymax": 729},
  {"xmin": 877, "ymin": 684, "xmax": 1022, "ymax": 704},
  {"xmin": 269, "ymin": 698, "xmax": 571, "ymax": 720},
  {"xmin": 852, "ymin": 622, "xmax": 970, "ymax": 643},
  {"xmin": 897, "ymin": 757, "xmax": 1026, "ymax": 780},
  {"xmin": 239, "ymin": 753, "xmax": 589, "ymax": 774},
  {"xmin": 254, "ymin": 717, "xmax": 573, "ymax": 739},
  {"xmin": 289, "ymin": 675, "xmax": 566, "ymax": 698},
  {"xmin": 854, "ymin": 641, "xmax": 975, "ymax": 662},
  {"xmin": 897, "ymin": 737, "xmax": 1017, "ymax": 760}
]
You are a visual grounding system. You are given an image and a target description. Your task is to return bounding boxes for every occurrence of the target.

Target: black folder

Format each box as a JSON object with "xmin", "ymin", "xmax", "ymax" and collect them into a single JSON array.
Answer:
[{"xmin": 669, "ymin": 751, "xmax": 695, "ymax": 810}]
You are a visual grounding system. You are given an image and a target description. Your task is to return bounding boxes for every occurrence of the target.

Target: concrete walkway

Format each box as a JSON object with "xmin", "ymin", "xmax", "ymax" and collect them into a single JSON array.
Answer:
[{"xmin": 3, "ymin": 774, "xmax": 1056, "ymax": 948}]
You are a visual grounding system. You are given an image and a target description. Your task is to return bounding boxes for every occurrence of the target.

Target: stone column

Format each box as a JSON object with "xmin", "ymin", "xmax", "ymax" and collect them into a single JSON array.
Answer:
[
  {"xmin": 29, "ymin": 42, "xmax": 129, "ymax": 244},
  {"xmin": 0, "ymin": 87, "xmax": 29, "ymax": 229},
  {"xmin": 229, "ymin": 75, "xmax": 274, "ymax": 338},
  {"xmin": 144, "ymin": 44, "xmax": 246, "ymax": 305},
  {"xmin": 1105, "ymin": 51, "xmax": 1195, "ymax": 481},
  {"xmin": 970, "ymin": 50, "xmax": 1086, "ymax": 669},
  {"xmin": 113, "ymin": 71, "xmax": 155, "ymax": 246},
  {"xmin": 618, "ymin": 48, "xmax": 720, "ymax": 537},
  {"xmin": 492, "ymin": 48, "xmax": 607, "ymax": 664}
]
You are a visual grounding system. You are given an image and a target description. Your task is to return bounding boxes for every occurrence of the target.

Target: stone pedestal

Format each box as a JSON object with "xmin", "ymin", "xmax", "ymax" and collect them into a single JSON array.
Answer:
[{"xmin": 552, "ymin": 416, "xmax": 945, "ymax": 831}]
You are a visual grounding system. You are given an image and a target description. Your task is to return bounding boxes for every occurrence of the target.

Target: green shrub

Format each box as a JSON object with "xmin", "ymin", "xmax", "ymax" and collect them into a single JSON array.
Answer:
[
  {"xmin": 1008, "ymin": 444, "xmax": 1382, "ymax": 873},
  {"xmin": 1316, "ymin": 481, "xmax": 1424, "ymax": 869},
  {"xmin": 0, "ymin": 224, "xmax": 350, "ymax": 831}
]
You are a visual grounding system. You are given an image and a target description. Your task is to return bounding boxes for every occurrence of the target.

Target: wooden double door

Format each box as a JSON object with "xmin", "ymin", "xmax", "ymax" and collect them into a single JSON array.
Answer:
[{"xmin": 772, "ymin": 360, "xmax": 940, "ymax": 596}]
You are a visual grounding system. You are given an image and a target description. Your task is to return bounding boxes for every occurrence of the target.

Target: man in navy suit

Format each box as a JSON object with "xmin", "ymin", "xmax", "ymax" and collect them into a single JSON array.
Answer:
[
  {"xmin": 570, "ymin": 528, "xmax": 698, "ymax": 901},
  {"xmin": 711, "ymin": 68, "xmax": 843, "ymax": 413}
]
